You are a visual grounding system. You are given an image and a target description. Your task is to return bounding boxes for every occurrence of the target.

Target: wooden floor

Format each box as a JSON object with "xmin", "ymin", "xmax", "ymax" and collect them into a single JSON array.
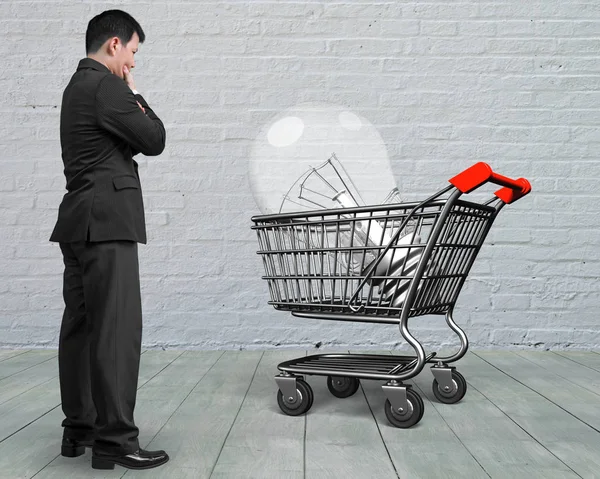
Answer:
[{"xmin": 0, "ymin": 348, "xmax": 599, "ymax": 478}]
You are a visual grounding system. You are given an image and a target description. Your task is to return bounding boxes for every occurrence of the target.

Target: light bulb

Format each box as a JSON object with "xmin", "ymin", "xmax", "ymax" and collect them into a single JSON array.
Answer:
[
  {"xmin": 249, "ymin": 101, "xmax": 422, "ymax": 308},
  {"xmin": 249, "ymin": 101, "xmax": 401, "ymax": 215}
]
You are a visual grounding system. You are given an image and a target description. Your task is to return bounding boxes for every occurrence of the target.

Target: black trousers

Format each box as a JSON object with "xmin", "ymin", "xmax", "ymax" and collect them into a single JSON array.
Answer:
[{"xmin": 58, "ymin": 240, "xmax": 142, "ymax": 455}]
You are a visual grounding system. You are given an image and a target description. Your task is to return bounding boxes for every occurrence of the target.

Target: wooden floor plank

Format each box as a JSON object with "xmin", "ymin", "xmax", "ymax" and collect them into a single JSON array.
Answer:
[
  {"xmin": 1, "ymin": 349, "xmax": 598, "ymax": 478},
  {"xmin": 36, "ymin": 350, "xmax": 223, "ymax": 479},
  {"xmin": 5, "ymin": 407, "xmax": 124, "ymax": 479},
  {"xmin": 338, "ymin": 349, "xmax": 485, "ymax": 479},
  {"xmin": 135, "ymin": 350, "xmax": 185, "ymax": 386},
  {"xmin": 0, "ymin": 349, "xmax": 31, "ymax": 362},
  {"xmin": 0, "ymin": 351, "xmax": 159, "ymax": 444},
  {"xmin": 0, "ymin": 350, "xmax": 188, "ymax": 479},
  {"xmin": 410, "ymin": 357, "xmax": 579, "ymax": 478},
  {"xmin": 297, "ymin": 348, "xmax": 398, "ymax": 479},
  {"xmin": 332, "ymin": 350, "xmax": 488, "ymax": 478},
  {"xmin": 375, "ymin": 348, "xmax": 581, "ymax": 478},
  {"xmin": 0, "ymin": 377, "xmax": 61, "ymax": 444},
  {"xmin": 0, "ymin": 350, "xmax": 56, "ymax": 380},
  {"xmin": 475, "ymin": 351, "xmax": 600, "ymax": 428},
  {"xmin": 207, "ymin": 349, "xmax": 305, "ymax": 479},
  {"xmin": 0, "ymin": 356, "xmax": 58, "ymax": 405},
  {"xmin": 514, "ymin": 350, "xmax": 600, "ymax": 399},
  {"xmin": 458, "ymin": 351, "xmax": 598, "ymax": 478},
  {"xmin": 0, "ymin": 349, "xmax": 174, "ymax": 407},
  {"xmin": 123, "ymin": 350, "xmax": 264, "ymax": 478},
  {"xmin": 552, "ymin": 350, "xmax": 600, "ymax": 373}
]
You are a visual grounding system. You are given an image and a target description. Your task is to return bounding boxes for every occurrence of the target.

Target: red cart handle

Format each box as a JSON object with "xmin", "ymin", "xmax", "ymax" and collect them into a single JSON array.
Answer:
[{"xmin": 449, "ymin": 162, "xmax": 531, "ymax": 204}]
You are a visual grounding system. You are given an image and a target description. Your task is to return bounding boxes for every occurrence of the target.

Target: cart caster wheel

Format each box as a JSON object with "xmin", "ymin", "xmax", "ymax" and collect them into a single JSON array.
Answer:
[
  {"xmin": 277, "ymin": 378, "xmax": 313, "ymax": 416},
  {"xmin": 327, "ymin": 376, "xmax": 360, "ymax": 398},
  {"xmin": 306, "ymin": 380, "xmax": 314, "ymax": 410},
  {"xmin": 384, "ymin": 389, "xmax": 424, "ymax": 428},
  {"xmin": 432, "ymin": 370, "xmax": 467, "ymax": 404}
]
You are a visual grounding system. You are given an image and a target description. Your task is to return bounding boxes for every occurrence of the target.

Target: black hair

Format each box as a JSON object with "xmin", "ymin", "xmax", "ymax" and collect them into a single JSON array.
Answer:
[{"xmin": 85, "ymin": 9, "xmax": 145, "ymax": 54}]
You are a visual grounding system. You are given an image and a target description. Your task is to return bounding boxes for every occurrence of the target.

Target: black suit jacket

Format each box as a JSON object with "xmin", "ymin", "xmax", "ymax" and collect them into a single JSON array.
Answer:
[{"xmin": 49, "ymin": 57, "xmax": 166, "ymax": 244}]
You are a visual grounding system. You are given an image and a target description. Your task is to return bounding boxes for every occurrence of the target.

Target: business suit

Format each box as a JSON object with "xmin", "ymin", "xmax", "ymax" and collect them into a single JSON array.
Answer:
[{"xmin": 49, "ymin": 57, "xmax": 165, "ymax": 456}]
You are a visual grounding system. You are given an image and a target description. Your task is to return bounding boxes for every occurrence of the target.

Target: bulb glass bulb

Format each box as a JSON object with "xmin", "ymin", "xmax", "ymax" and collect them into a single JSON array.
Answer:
[
  {"xmin": 249, "ymin": 101, "xmax": 401, "ymax": 215},
  {"xmin": 249, "ymin": 102, "xmax": 421, "ymax": 305}
]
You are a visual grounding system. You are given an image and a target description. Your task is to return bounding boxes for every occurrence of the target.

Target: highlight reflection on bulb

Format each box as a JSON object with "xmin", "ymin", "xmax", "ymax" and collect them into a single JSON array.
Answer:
[{"xmin": 248, "ymin": 101, "xmax": 401, "ymax": 216}]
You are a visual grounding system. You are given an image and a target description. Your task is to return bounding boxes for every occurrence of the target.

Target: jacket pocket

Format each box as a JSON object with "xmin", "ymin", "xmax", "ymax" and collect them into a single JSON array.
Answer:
[{"xmin": 113, "ymin": 175, "xmax": 139, "ymax": 190}]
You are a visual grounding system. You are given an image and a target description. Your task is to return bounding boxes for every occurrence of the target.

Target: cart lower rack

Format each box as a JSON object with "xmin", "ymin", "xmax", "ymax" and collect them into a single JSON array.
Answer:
[{"xmin": 251, "ymin": 162, "xmax": 531, "ymax": 428}]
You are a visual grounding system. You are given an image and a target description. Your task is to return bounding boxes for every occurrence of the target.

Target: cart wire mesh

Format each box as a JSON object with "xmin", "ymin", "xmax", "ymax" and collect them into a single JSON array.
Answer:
[{"xmin": 252, "ymin": 193, "xmax": 497, "ymax": 319}]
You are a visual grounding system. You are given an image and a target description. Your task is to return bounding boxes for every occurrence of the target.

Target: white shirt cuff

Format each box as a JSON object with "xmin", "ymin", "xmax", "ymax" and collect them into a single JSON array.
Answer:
[{"xmin": 132, "ymin": 89, "xmax": 139, "ymax": 95}]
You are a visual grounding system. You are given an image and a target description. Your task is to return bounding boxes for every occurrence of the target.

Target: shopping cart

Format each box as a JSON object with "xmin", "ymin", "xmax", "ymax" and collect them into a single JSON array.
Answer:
[{"xmin": 251, "ymin": 162, "xmax": 531, "ymax": 428}]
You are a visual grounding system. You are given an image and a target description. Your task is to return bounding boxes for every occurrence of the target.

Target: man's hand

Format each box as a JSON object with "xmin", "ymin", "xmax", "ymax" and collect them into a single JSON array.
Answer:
[
  {"xmin": 123, "ymin": 66, "xmax": 145, "ymax": 113},
  {"xmin": 123, "ymin": 65, "xmax": 136, "ymax": 91}
]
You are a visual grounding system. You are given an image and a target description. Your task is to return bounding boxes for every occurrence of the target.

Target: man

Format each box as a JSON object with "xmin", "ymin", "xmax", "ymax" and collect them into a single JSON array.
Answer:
[{"xmin": 49, "ymin": 10, "xmax": 168, "ymax": 471}]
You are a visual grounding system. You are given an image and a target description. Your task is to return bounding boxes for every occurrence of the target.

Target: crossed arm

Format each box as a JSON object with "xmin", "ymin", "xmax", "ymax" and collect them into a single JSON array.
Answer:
[{"xmin": 95, "ymin": 74, "xmax": 166, "ymax": 157}]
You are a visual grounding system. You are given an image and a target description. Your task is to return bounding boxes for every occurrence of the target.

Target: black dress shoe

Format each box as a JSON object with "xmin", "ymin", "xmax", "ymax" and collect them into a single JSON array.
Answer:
[
  {"xmin": 91, "ymin": 448, "xmax": 169, "ymax": 470},
  {"xmin": 61, "ymin": 437, "xmax": 94, "ymax": 457}
]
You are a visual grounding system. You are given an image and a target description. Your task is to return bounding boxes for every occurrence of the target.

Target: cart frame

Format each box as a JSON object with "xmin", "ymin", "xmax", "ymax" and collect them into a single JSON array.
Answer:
[{"xmin": 251, "ymin": 162, "xmax": 531, "ymax": 427}]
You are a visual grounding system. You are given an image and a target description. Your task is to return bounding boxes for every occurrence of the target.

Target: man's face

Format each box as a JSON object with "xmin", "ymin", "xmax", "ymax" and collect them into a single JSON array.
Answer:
[{"xmin": 107, "ymin": 32, "xmax": 139, "ymax": 78}]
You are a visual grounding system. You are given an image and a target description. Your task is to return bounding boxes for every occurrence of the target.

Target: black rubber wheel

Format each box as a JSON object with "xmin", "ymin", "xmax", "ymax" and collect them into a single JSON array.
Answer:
[
  {"xmin": 306, "ymin": 380, "xmax": 314, "ymax": 411},
  {"xmin": 432, "ymin": 370, "xmax": 467, "ymax": 404},
  {"xmin": 415, "ymin": 388, "xmax": 425, "ymax": 423},
  {"xmin": 277, "ymin": 379, "xmax": 313, "ymax": 416},
  {"xmin": 384, "ymin": 388, "xmax": 424, "ymax": 428},
  {"xmin": 327, "ymin": 376, "xmax": 360, "ymax": 398}
]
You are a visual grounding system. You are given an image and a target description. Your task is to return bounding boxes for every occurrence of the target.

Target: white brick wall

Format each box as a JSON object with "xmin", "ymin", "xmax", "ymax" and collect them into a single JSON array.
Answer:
[{"xmin": 1, "ymin": 1, "xmax": 599, "ymax": 351}]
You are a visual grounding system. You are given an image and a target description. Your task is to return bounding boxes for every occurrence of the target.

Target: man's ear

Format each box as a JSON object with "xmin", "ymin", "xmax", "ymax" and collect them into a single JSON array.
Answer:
[{"xmin": 107, "ymin": 37, "xmax": 119, "ymax": 56}]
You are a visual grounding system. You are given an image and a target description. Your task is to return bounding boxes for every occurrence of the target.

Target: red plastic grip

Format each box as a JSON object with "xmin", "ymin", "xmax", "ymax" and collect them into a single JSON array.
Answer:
[{"xmin": 449, "ymin": 162, "xmax": 531, "ymax": 204}]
